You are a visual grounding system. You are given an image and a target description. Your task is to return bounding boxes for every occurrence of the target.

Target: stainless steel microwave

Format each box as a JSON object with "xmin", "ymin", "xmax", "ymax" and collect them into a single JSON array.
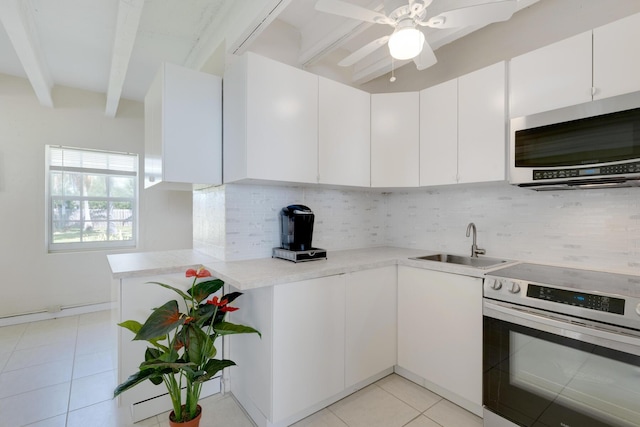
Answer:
[{"xmin": 510, "ymin": 91, "xmax": 640, "ymax": 190}]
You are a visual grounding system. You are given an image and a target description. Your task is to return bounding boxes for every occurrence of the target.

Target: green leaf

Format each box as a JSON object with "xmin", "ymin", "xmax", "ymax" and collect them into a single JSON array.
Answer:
[
  {"xmin": 194, "ymin": 359, "xmax": 236, "ymax": 383},
  {"xmin": 135, "ymin": 300, "xmax": 184, "ymax": 341},
  {"xmin": 113, "ymin": 369, "xmax": 160, "ymax": 397},
  {"xmin": 184, "ymin": 324, "xmax": 211, "ymax": 366},
  {"xmin": 221, "ymin": 291, "xmax": 242, "ymax": 304},
  {"xmin": 214, "ymin": 322, "xmax": 261, "ymax": 338},
  {"xmin": 141, "ymin": 360, "xmax": 195, "ymax": 371},
  {"xmin": 147, "ymin": 281, "xmax": 191, "ymax": 301},
  {"xmin": 118, "ymin": 320, "xmax": 142, "ymax": 335},
  {"xmin": 188, "ymin": 279, "xmax": 225, "ymax": 303}
]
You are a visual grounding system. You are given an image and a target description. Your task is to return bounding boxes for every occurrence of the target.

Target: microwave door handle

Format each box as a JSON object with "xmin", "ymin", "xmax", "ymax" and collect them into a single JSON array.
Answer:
[{"xmin": 483, "ymin": 300, "xmax": 640, "ymax": 356}]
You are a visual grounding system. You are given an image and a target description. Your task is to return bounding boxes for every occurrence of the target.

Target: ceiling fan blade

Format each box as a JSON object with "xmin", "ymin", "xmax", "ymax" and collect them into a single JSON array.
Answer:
[
  {"xmin": 424, "ymin": 0, "xmax": 518, "ymax": 29},
  {"xmin": 315, "ymin": 0, "xmax": 392, "ymax": 24},
  {"xmin": 339, "ymin": 35, "xmax": 390, "ymax": 66},
  {"xmin": 413, "ymin": 40, "xmax": 437, "ymax": 70}
]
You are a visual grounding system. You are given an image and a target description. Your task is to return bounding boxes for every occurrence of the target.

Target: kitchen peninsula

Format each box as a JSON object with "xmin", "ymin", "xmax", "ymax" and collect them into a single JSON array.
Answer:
[{"xmin": 108, "ymin": 246, "xmax": 516, "ymax": 425}]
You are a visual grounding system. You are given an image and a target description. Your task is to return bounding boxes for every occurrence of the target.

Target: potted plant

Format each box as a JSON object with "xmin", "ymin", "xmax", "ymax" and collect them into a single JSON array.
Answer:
[{"xmin": 113, "ymin": 266, "xmax": 260, "ymax": 426}]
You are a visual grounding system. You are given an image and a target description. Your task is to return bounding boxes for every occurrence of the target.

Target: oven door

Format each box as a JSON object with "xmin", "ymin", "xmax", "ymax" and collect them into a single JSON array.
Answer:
[{"xmin": 483, "ymin": 299, "xmax": 640, "ymax": 427}]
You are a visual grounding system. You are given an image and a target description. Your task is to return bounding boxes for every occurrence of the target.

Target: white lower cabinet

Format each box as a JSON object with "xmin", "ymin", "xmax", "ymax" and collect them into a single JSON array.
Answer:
[
  {"xmin": 397, "ymin": 266, "xmax": 483, "ymax": 416},
  {"xmin": 345, "ymin": 266, "xmax": 397, "ymax": 387},
  {"xmin": 230, "ymin": 267, "xmax": 396, "ymax": 427},
  {"xmin": 272, "ymin": 275, "xmax": 346, "ymax": 422}
]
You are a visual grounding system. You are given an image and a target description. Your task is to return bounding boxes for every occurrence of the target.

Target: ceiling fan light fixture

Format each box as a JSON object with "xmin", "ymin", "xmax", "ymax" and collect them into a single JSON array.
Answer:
[{"xmin": 388, "ymin": 24, "xmax": 425, "ymax": 60}]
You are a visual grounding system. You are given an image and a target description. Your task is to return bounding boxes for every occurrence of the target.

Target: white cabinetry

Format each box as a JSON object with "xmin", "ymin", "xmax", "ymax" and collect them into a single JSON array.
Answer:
[
  {"xmin": 511, "ymin": 13, "xmax": 640, "ymax": 118},
  {"xmin": 230, "ymin": 267, "xmax": 396, "ymax": 427},
  {"xmin": 510, "ymin": 31, "xmax": 592, "ymax": 118},
  {"xmin": 319, "ymin": 77, "xmax": 371, "ymax": 187},
  {"xmin": 593, "ymin": 12, "xmax": 640, "ymax": 100},
  {"xmin": 144, "ymin": 63, "xmax": 222, "ymax": 189},
  {"xmin": 458, "ymin": 61, "xmax": 506, "ymax": 183},
  {"xmin": 371, "ymin": 92, "xmax": 420, "ymax": 188},
  {"xmin": 223, "ymin": 53, "xmax": 318, "ymax": 184},
  {"xmin": 272, "ymin": 276, "xmax": 346, "ymax": 422},
  {"xmin": 345, "ymin": 266, "xmax": 396, "ymax": 387},
  {"xmin": 397, "ymin": 266, "xmax": 483, "ymax": 416},
  {"xmin": 420, "ymin": 79, "xmax": 458, "ymax": 186},
  {"xmin": 420, "ymin": 62, "xmax": 506, "ymax": 186}
]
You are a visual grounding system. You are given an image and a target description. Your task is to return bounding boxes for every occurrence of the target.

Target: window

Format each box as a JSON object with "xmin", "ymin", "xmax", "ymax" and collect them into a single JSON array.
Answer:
[{"xmin": 46, "ymin": 146, "xmax": 138, "ymax": 252}]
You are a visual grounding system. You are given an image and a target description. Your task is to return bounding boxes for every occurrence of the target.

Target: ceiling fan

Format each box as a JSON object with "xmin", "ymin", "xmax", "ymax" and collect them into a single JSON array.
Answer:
[{"xmin": 315, "ymin": 0, "xmax": 519, "ymax": 70}]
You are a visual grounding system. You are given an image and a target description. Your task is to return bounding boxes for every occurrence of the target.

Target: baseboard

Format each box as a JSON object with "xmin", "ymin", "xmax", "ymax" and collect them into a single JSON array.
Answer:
[{"xmin": 0, "ymin": 302, "xmax": 115, "ymax": 327}]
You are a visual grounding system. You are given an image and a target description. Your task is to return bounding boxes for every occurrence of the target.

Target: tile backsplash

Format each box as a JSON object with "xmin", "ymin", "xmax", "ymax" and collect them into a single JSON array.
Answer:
[{"xmin": 194, "ymin": 182, "xmax": 640, "ymax": 274}]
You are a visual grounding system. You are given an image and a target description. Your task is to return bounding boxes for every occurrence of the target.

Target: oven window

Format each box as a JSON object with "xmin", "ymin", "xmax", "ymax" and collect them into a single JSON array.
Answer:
[{"xmin": 483, "ymin": 316, "xmax": 640, "ymax": 427}]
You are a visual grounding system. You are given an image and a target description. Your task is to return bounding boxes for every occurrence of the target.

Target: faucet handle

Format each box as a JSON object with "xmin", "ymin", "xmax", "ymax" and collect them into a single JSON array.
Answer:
[{"xmin": 475, "ymin": 247, "xmax": 486, "ymax": 256}]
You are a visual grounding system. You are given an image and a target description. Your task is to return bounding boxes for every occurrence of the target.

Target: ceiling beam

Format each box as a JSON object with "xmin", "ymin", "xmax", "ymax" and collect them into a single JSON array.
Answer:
[
  {"xmin": 0, "ymin": 0, "xmax": 54, "ymax": 107},
  {"xmin": 105, "ymin": 0, "xmax": 145, "ymax": 118},
  {"xmin": 226, "ymin": 0, "xmax": 293, "ymax": 56},
  {"xmin": 182, "ymin": 0, "xmax": 237, "ymax": 71},
  {"xmin": 298, "ymin": 0, "xmax": 383, "ymax": 67}
]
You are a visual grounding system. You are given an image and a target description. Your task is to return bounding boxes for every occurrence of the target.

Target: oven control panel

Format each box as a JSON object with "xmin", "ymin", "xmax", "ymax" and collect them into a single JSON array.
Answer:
[{"xmin": 527, "ymin": 284, "xmax": 625, "ymax": 315}]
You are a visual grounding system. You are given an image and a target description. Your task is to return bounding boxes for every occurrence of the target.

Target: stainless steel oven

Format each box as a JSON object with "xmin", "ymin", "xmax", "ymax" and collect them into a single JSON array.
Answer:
[{"xmin": 483, "ymin": 263, "xmax": 640, "ymax": 427}]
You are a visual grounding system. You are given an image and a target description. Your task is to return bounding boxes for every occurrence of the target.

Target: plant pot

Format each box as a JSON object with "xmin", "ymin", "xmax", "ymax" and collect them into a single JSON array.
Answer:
[{"xmin": 169, "ymin": 405, "xmax": 202, "ymax": 427}]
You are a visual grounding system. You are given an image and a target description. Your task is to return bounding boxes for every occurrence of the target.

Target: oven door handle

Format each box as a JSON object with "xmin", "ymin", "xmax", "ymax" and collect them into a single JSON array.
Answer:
[{"xmin": 484, "ymin": 299, "xmax": 640, "ymax": 356}]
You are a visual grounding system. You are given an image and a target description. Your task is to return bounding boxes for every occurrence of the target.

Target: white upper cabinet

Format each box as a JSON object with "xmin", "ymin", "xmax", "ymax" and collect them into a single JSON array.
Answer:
[
  {"xmin": 144, "ymin": 63, "xmax": 222, "ymax": 190},
  {"xmin": 371, "ymin": 92, "xmax": 420, "ymax": 188},
  {"xmin": 509, "ymin": 31, "xmax": 592, "ymax": 118},
  {"xmin": 318, "ymin": 77, "xmax": 371, "ymax": 187},
  {"xmin": 458, "ymin": 61, "xmax": 506, "ymax": 183},
  {"xmin": 511, "ymin": 13, "xmax": 640, "ymax": 118},
  {"xmin": 593, "ymin": 12, "xmax": 640, "ymax": 100},
  {"xmin": 420, "ymin": 62, "xmax": 506, "ymax": 186},
  {"xmin": 420, "ymin": 79, "xmax": 458, "ymax": 186},
  {"xmin": 223, "ymin": 53, "xmax": 319, "ymax": 184}
]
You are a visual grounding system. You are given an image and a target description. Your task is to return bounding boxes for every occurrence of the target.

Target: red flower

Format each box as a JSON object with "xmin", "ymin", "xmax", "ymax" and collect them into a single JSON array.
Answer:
[
  {"xmin": 206, "ymin": 296, "xmax": 228, "ymax": 307},
  {"xmin": 221, "ymin": 306, "xmax": 239, "ymax": 312},
  {"xmin": 186, "ymin": 267, "xmax": 211, "ymax": 278}
]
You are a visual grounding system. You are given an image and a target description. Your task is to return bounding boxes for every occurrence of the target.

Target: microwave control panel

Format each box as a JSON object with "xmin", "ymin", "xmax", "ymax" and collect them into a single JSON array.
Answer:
[{"xmin": 533, "ymin": 161, "xmax": 640, "ymax": 180}]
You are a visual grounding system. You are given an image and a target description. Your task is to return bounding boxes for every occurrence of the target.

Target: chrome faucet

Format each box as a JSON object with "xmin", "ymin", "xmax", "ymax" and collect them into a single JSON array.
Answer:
[{"xmin": 466, "ymin": 222, "xmax": 486, "ymax": 258}]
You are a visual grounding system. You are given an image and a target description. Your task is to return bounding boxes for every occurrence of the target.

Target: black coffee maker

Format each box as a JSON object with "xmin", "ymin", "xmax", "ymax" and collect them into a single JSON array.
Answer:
[
  {"xmin": 280, "ymin": 204, "xmax": 314, "ymax": 251},
  {"xmin": 273, "ymin": 205, "xmax": 326, "ymax": 262}
]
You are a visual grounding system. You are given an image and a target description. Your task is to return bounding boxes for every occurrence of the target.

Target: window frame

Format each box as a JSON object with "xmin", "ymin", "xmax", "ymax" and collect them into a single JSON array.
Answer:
[{"xmin": 45, "ymin": 145, "xmax": 139, "ymax": 252}]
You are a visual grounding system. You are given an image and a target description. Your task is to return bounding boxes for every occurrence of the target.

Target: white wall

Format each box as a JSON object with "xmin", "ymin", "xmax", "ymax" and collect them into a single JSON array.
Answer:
[
  {"xmin": 194, "ymin": 181, "xmax": 640, "ymax": 275},
  {"xmin": 193, "ymin": 183, "xmax": 386, "ymax": 261},
  {"xmin": 0, "ymin": 75, "xmax": 193, "ymax": 318},
  {"xmin": 385, "ymin": 183, "xmax": 640, "ymax": 275}
]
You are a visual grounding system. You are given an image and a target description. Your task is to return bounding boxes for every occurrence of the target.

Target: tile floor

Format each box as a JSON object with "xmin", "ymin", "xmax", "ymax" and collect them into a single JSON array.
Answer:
[{"xmin": 0, "ymin": 310, "xmax": 482, "ymax": 427}]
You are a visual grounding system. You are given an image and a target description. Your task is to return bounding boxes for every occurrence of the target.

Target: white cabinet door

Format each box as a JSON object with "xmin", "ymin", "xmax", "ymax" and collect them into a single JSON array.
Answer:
[
  {"xmin": 420, "ymin": 79, "xmax": 458, "ymax": 186},
  {"xmin": 319, "ymin": 77, "xmax": 371, "ymax": 187},
  {"xmin": 593, "ymin": 12, "xmax": 640, "ymax": 100},
  {"xmin": 397, "ymin": 267, "xmax": 483, "ymax": 414},
  {"xmin": 345, "ymin": 266, "xmax": 396, "ymax": 388},
  {"xmin": 510, "ymin": 31, "xmax": 592, "ymax": 118},
  {"xmin": 272, "ymin": 275, "xmax": 346, "ymax": 422},
  {"xmin": 371, "ymin": 92, "xmax": 420, "ymax": 188},
  {"xmin": 458, "ymin": 61, "xmax": 506, "ymax": 184},
  {"xmin": 144, "ymin": 63, "xmax": 222, "ymax": 189},
  {"xmin": 224, "ymin": 53, "xmax": 319, "ymax": 184}
]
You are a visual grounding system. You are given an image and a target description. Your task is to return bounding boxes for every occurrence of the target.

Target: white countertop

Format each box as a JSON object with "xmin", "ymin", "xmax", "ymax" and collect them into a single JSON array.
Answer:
[
  {"xmin": 108, "ymin": 246, "xmax": 518, "ymax": 290},
  {"xmin": 107, "ymin": 249, "xmax": 219, "ymax": 279}
]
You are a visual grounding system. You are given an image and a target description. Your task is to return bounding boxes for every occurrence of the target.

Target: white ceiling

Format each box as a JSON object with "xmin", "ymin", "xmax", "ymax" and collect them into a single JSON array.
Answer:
[{"xmin": 1, "ymin": 0, "xmax": 639, "ymax": 116}]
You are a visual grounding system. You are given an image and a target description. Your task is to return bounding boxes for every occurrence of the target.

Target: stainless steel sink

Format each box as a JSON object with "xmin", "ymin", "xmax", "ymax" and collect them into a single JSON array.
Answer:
[{"xmin": 409, "ymin": 253, "xmax": 508, "ymax": 269}]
